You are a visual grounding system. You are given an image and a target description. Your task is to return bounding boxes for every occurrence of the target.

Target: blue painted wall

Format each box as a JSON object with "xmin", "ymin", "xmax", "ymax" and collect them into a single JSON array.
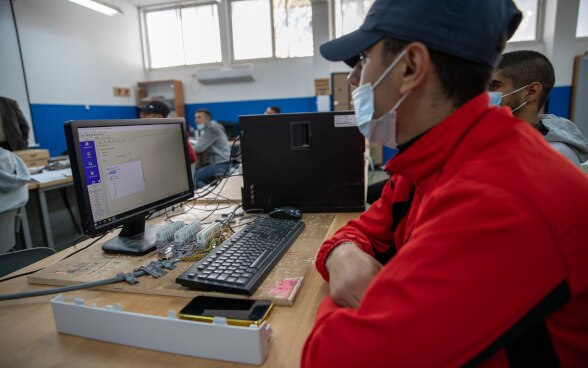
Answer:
[
  {"xmin": 30, "ymin": 104, "xmax": 138, "ymax": 156},
  {"xmin": 184, "ymin": 96, "xmax": 318, "ymax": 127},
  {"xmin": 30, "ymin": 97, "xmax": 318, "ymax": 156},
  {"xmin": 545, "ymin": 86, "xmax": 572, "ymax": 119}
]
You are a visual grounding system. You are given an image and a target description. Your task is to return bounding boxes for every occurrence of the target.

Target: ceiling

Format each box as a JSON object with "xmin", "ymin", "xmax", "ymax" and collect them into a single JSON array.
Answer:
[{"xmin": 124, "ymin": 0, "xmax": 181, "ymax": 8}]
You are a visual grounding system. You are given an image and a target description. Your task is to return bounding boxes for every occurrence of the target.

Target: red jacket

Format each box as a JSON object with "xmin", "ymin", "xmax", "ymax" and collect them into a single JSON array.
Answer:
[{"xmin": 303, "ymin": 93, "xmax": 588, "ymax": 367}]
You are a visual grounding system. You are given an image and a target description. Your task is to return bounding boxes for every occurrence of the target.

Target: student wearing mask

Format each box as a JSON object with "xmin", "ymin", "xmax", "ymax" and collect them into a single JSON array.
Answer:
[
  {"xmin": 193, "ymin": 109, "xmax": 231, "ymax": 187},
  {"xmin": 302, "ymin": 0, "xmax": 588, "ymax": 366},
  {"xmin": 489, "ymin": 50, "xmax": 588, "ymax": 166}
]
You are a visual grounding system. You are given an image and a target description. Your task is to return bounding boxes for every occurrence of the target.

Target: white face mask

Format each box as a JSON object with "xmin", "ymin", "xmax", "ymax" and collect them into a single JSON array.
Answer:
[{"xmin": 352, "ymin": 49, "xmax": 408, "ymax": 149}]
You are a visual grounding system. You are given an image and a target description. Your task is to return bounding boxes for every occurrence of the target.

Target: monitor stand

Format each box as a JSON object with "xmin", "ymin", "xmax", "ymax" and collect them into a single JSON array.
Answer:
[{"xmin": 101, "ymin": 218, "xmax": 158, "ymax": 255}]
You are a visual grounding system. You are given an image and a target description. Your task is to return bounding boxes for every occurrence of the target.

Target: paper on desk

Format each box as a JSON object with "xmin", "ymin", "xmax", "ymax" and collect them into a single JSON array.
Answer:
[{"xmin": 31, "ymin": 169, "xmax": 71, "ymax": 183}]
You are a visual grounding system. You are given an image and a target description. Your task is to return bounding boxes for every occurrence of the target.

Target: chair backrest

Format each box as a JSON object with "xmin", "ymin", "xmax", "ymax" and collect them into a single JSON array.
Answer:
[
  {"xmin": 0, "ymin": 208, "xmax": 19, "ymax": 254},
  {"xmin": 0, "ymin": 247, "xmax": 57, "ymax": 278}
]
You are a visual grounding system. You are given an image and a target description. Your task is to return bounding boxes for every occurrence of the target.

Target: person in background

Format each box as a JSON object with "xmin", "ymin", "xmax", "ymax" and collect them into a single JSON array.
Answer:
[
  {"xmin": 193, "ymin": 109, "xmax": 231, "ymax": 187},
  {"xmin": 0, "ymin": 147, "xmax": 30, "ymax": 217},
  {"xmin": 138, "ymin": 100, "xmax": 197, "ymax": 166},
  {"xmin": 0, "ymin": 97, "xmax": 30, "ymax": 151},
  {"xmin": 302, "ymin": 0, "xmax": 588, "ymax": 366},
  {"xmin": 490, "ymin": 50, "xmax": 588, "ymax": 166},
  {"xmin": 265, "ymin": 106, "xmax": 281, "ymax": 114}
]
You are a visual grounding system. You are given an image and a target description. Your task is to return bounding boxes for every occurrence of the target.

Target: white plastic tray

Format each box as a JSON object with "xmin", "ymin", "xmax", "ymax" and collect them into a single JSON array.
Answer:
[{"xmin": 51, "ymin": 295, "xmax": 272, "ymax": 365}]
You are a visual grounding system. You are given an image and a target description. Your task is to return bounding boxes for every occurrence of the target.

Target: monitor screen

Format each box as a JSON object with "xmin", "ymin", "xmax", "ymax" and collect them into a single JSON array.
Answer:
[
  {"xmin": 239, "ymin": 111, "xmax": 365, "ymax": 212},
  {"xmin": 65, "ymin": 118, "xmax": 194, "ymax": 254}
]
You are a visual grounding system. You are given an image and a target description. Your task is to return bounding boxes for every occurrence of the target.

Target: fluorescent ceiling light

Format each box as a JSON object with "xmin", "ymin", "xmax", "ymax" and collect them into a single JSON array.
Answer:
[{"xmin": 68, "ymin": 0, "xmax": 123, "ymax": 16}]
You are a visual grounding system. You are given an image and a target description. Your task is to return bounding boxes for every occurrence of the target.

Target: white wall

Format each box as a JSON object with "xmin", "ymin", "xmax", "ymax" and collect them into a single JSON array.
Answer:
[
  {"xmin": 0, "ymin": 0, "xmax": 35, "ymax": 144},
  {"xmin": 12, "ymin": 0, "xmax": 144, "ymax": 106},
  {"xmin": 148, "ymin": 56, "xmax": 317, "ymax": 104}
]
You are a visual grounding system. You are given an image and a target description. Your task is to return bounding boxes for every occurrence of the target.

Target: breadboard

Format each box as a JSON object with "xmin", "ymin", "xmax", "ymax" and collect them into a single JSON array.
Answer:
[{"xmin": 28, "ymin": 213, "xmax": 335, "ymax": 306}]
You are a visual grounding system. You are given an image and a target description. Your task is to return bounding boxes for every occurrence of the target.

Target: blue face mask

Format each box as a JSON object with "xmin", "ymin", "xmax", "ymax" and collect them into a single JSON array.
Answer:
[
  {"xmin": 352, "ymin": 49, "xmax": 408, "ymax": 148},
  {"xmin": 488, "ymin": 84, "xmax": 531, "ymax": 110},
  {"xmin": 196, "ymin": 123, "xmax": 205, "ymax": 131}
]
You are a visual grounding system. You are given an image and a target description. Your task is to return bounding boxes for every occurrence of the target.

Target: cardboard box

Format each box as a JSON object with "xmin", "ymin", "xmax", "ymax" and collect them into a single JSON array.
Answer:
[{"xmin": 14, "ymin": 149, "xmax": 50, "ymax": 168}]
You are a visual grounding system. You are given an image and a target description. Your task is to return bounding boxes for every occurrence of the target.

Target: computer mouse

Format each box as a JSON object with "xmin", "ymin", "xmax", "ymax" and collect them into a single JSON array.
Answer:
[{"xmin": 269, "ymin": 206, "xmax": 303, "ymax": 220}]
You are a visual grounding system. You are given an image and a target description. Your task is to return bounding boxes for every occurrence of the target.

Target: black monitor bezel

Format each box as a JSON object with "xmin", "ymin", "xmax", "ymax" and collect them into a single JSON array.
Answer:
[{"xmin": 64, "ymin": 118, "xmax": 195, "ymax": 236}]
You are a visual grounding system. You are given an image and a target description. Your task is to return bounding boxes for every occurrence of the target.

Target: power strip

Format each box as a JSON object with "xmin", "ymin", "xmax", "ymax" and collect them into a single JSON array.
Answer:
[
  {"xmin": 155, "ymin": 221, "xmax": 185, "ymax": 242},
  {"xmin": 196, "ymin": 222, "xmax": 222, "ymax": 250},
  {"xmin": 174, "ymin": 221, "xmax": 202, "ymax": 246}
]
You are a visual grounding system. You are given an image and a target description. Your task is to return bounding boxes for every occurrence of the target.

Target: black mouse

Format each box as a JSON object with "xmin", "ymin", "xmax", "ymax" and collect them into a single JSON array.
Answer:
[{"xmin": 269, "ymin": 206, "xmax": 302, "ymax": 220}]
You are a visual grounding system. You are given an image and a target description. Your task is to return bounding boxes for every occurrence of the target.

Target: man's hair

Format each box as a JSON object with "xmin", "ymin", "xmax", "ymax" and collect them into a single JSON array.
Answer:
[
  {"xmin": 383, "ymin": 38, "xmax": 494, "ymax": 107},
  {"xmin": 196, "ymin": 109, "xmax": 212, "ymax": 118},
  {"xmin": 269, "ymin": 106, "xmax": 281, "ymax": 113},
  {"xmin": 497, "ymin": 50, "xmax": 555, "ymax": 109}
]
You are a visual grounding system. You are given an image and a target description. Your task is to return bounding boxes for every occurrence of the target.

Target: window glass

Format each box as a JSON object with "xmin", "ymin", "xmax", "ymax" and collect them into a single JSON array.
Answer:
[
  {"xmin": 145, "ymin": 9, "xmax": 184, "ymax": 68},
  {"xmin": 509, "ymin": 0, "xmax": 539, "ymax": 42},
  {"xmin": 333, "ymin": 0, "xmax": 374, "ymax": 38},
  {"xmin": 273, "ymin": 0, "xmax": 313, "ymax": 58},
  {"xmin": 231, "ymin": 0, "xmax": 273, "ymax": 60},
  {"xmin": 182, "ymin": 5, "xmax": 222, "ymax": 65},
  {"xmin": 577, "ymin": 0, "xmax": 588, "ymax": 37}
]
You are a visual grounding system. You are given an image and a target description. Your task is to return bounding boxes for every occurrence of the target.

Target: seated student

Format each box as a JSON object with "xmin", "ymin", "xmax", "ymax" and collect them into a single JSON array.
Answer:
[
  {"xmin": 193, "ymin": 109, "xmax": 231, "ymax": 187},
  {"xmin": 265, "ymin": 105, "xmax": 281, "ymax": 114},
  {"xmin": 490, "ymin": 50, "xmax": 588, "ymax": 166},
  {"xmin": 0, "ymin": 148, "xmax": 30, "ymax": 251},
  {"xmin": 138, "ymin": 100, "xmax": 197, "ymax": 166},
  {"xmin": 302, "ymin": 0, "xmax": 588, "ymax": 366}
]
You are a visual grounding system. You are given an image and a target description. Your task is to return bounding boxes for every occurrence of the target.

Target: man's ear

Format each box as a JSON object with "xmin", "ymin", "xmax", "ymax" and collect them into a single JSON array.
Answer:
[
  {"xmin": 398, "ymin": 42, "xmax": 430, "ymax": 95},
  {"xmin": 524, "ymin": 81, "xmax": 543, "ymax": 103}
]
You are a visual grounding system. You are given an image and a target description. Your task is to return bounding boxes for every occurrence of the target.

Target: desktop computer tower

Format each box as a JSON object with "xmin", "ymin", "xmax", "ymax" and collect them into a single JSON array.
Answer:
[{"xmin": 239, "ymin": 111, "xmax": 365, "ymax": 213}]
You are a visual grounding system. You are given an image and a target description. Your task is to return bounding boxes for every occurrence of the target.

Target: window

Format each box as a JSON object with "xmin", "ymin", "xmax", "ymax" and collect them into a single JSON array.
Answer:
[
  {"xmin": 577, "ymin": 0, "xmax": 588, "ymax": 38},
  {"xmin": 273, "ymin": 0, "xmax": 314, "ymax": 58},
  {"xmin": 333, "ymin": 0, "xmax": 374, "ymax": 38},
  {"xmin": 333, "ymin": 0, "xmax": 540, "ymax": 42},
  {"xmin": 510, "ymin": 0, "xmax": 540, "ymax": 42},
  {"xmin": 230, "ymin": 0, "xmax": 313, "ymax": 61},
  {"xmin": 231, "ymin": 0, "xmax": 273, "ymax": 60},
  {"xmin": 145, "ymin": 4, "xmax": 222, "ymax": 68}
]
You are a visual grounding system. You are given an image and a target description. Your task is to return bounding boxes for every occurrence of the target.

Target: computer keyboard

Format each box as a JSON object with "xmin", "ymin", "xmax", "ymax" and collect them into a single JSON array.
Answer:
[{"xmin": 176, "ymin": 217, "xmax": 305, "ymax": 295}]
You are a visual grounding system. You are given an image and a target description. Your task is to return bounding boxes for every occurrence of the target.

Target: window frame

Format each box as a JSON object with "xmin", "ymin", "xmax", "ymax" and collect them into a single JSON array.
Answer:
[
  {"xmin": 141, "ymin": 1, "xmax": 224, "ymax": 70},
  {"xmin": 141, "ymin": 0, "xmax": 314, "ymax": 70},
  {"xmin": 329, "ymin": 0, "xmax": 545, "ymax": 45}
]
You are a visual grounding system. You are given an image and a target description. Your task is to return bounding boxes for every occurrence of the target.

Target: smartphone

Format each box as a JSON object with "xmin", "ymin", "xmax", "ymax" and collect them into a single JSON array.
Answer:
[{"xmin": 178, "ymin": 296, "xmax": 273, "ymax": 327}]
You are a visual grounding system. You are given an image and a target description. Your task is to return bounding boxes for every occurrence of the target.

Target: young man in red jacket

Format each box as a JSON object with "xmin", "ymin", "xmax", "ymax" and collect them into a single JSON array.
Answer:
[{"xmin": 302, "ymin": 0, "xmax": 588, "ymax": 366}]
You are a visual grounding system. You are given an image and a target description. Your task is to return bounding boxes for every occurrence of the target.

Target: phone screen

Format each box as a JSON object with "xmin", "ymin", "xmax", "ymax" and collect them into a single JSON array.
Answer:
[{"xmin": 178, "ymin": 296, "xmax": 273, "ymax": 325}]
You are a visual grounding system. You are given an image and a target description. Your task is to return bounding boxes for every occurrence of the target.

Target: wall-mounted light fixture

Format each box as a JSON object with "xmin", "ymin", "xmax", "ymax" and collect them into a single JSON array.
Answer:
[{"xmin": 67, "ymin": 0, "xmax": 123, "ymax": 16}]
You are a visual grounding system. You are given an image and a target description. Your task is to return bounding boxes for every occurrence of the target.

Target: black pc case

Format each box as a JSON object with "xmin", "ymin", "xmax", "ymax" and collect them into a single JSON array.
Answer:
[{"xmin": 239, "ymin": 111, "xmax": 365, "ymax": 212}]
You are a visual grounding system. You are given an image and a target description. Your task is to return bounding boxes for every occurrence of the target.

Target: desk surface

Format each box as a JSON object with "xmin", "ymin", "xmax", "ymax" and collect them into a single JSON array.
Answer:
[{"xmin": 0, "ymin": 212, "xmax": 357, "ymax": 368}]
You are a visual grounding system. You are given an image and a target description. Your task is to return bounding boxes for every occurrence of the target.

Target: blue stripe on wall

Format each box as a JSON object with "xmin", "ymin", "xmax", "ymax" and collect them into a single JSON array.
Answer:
[
  {"xmin": 30, "ymin": 104, "xmax": 138, "ymax": 156},
  {"xmin": 545, "ymin": 86, "xmax": 572, "ymax": 119},
  {"xmin": 184, "ymin": 96, "xmax": 318, "ymax": 127}
]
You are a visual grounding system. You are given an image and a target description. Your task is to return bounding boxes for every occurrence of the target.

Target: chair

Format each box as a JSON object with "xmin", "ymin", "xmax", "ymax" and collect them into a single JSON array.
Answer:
[{"xmin": 0, "ymin": 247, "xmax": 56, "ymax": 278}]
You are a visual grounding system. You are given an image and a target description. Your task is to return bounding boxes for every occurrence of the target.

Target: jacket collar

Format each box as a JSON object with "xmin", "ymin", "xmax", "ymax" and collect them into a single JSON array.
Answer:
[{"xmin": 385, "ymin": 93, "xmax": 492, "ymax": 186}]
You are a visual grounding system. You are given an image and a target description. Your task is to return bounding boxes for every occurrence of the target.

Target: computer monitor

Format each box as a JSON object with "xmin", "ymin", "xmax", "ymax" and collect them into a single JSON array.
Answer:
[
  {"xmin": 239, "ymin": 111, "xmax": 365, "ymax": 212},
  {"xmin": 64, "ymin": 118, "xmax": 195, "ymax": 255}
]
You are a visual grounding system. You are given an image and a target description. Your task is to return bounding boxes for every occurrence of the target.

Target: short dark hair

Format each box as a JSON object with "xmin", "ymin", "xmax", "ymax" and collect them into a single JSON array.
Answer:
[
  {"xmin": 196, "ymin": 108, "xmax": 212, "ymax": 118},
  {"xmin": 383, "ymin": 38, "xmax": 494, "ymax": 107},
  {"xmin": 497, "ymin": 50, "xmax": 555, "ymax": 109},
  {"xmin": 269, "ymin": 106, "xmax": 281, "ymax": 113}
]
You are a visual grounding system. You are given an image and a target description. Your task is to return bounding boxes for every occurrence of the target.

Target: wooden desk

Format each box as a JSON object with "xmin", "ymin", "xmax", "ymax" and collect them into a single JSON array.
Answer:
[{"xmin": 0, "ymin": 212, "xmax": 358, "ymax": 368}]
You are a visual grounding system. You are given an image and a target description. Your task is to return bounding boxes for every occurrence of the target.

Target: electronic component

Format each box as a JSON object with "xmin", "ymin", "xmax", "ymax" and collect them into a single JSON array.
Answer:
[
  {"xmin": 174, "ymin": 221, "xmax": 202, "ymax": 246},
  {"xmin": 155, "ymin": 221, "xmax": 185, "ymax": 242},
  {"xmin": 196, "ymin": 222, "xmax": 222, "ymax": 250}
]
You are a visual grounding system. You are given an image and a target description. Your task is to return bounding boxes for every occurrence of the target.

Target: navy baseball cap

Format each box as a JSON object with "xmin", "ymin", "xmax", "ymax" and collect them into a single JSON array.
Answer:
[
  {"xmin": 139, "ymin": 100, "xmax": 170, "ymax": 117},
  {"xmin": 320, "ymin": 0, "xmax": 522, "ymax": 68}
]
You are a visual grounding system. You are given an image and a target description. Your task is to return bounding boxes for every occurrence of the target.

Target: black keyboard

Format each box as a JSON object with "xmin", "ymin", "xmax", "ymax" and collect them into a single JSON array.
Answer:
[{"xmin": 176, "ymin": 217, "xmax": 305, "ymax": 295}]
